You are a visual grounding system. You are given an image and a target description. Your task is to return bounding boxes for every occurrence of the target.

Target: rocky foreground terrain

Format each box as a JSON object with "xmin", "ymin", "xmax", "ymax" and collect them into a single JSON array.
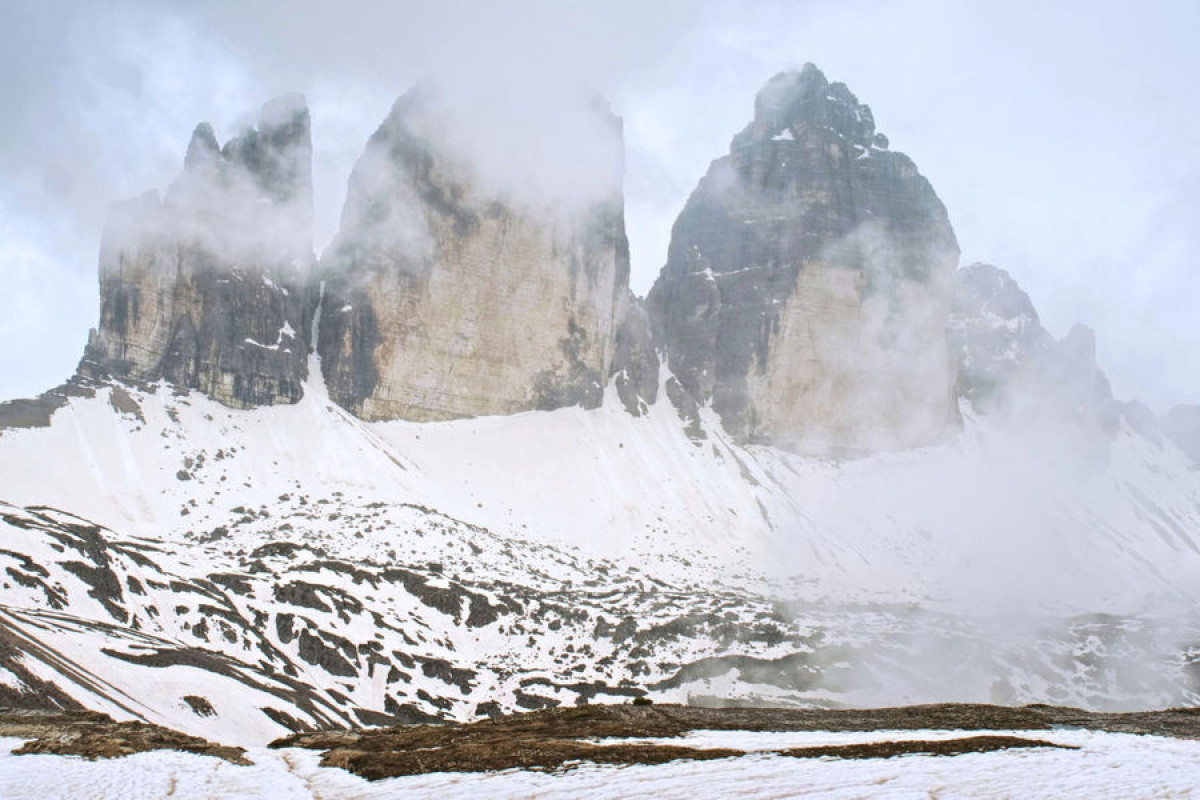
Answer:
[
  {"xmin": 0, "ymin": 707, "xmax": 247, "ymax": 764},
  {"xmin": 2, "ymin": 377, "xmax": 1199, "ymax": 747},
  {"xmin": 11, "ymin": 701, "xmax": 1200, "ymax": 771},
  {"xmin": 7, "ymin": 700, "xmax": 1200, "ymax": 800}
]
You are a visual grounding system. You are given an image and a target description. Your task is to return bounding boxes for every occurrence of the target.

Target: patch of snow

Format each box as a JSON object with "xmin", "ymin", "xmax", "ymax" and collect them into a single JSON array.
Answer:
[
  {"xmin": 0, "ymin": 665, "xmax": 26, "ymax": 691},
  {"xmin": 4, "ymin": 730, "xmax": 1200, "ymax": 799},
  {"xmin": 262, "ymin": 276, "xmax": 288, "ymax": 295},
  {"xmin": 244, "ymin": 323, "xmax": 296, "ymax": 351},
  {"xmin": 3, "ymin": 362, "xmax": 1200, "ymax": 740}
]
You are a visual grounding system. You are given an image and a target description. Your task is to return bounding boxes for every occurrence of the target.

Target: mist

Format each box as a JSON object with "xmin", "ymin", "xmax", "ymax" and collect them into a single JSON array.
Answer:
[{"xmin": 1, "ymin": 1, "xmax": 1199, "ymax": 412}]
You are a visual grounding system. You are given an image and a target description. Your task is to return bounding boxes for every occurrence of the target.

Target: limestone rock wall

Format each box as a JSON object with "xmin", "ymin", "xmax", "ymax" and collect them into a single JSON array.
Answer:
[
  {"xmin": 318, "ymin": 90, "xmax": 641, "ymax": 422},
  {"xmin": 79, "ymin": 94, "xmax": 314, "ymax": 407},
  {"xmin": 647, "ymin": 64, "xmax": 960, "ymax": 455}
]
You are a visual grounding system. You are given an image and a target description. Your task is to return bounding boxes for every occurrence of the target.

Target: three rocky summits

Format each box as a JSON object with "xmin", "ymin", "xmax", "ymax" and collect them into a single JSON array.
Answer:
[{"xmin": 42, "ymin": 63, "xmax": 1143, "ymax": 456}]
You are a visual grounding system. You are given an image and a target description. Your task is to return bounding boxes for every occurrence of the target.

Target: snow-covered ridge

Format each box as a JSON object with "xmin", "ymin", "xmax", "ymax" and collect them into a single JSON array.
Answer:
[{"xmin": 1, "ymin": 376, "xmax": 1199, "ymax": 744}]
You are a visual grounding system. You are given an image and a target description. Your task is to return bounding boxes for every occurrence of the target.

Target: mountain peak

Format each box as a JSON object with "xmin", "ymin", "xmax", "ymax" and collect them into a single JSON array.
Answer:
[
  {"xmin": 184, "ymin": 122, "xmax": 220, "ymax": 171},
  {"xmin": 216, "ymin": 93, "xmax": 312, "ymax": 209},
  {"xmin": 733, "ymin": 63, "xmax": 883, "ymax": 151},
  {"xmin": 79, "ymin": 94, "xmax": 315, "ymax": 409},
  {"xmin": 317, "ymin": 83, "xmax": 652, "ymax": 422},
  {"xmin": 648, "ymin": 64, "xmax": 958, "ymax": 454}
]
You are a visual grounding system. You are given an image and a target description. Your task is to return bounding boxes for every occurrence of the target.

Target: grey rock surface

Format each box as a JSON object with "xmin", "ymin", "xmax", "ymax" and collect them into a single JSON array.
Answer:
[
  {"xmin": 0, "ymin": 380, "xmax": 96, "ymax": 431},
  {"xmin": 948, "ymin": 262, "xmax": 1115, "ymax": 431},
  {"xmin": 610, "ymin": 290, "xmax": 660, "ymax": 416},
  {"xmin": 948, "ymin": 262, "xmax": 1054, "ymax": 405}
]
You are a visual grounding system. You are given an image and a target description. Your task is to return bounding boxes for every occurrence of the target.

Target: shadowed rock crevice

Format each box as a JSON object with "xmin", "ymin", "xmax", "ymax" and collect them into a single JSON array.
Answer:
[{"xmin": 610, "ymin": 289, "xmax": 660, "ymax": 415}]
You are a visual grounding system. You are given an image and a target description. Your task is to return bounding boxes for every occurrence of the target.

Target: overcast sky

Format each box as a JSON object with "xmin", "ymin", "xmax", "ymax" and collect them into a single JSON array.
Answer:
[{"xmin": 2, "ymin": 0, "xmax": 1198, "ymax": 411}]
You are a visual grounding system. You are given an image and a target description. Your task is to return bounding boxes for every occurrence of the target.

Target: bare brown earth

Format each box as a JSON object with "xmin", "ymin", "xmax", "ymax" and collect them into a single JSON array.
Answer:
[
  {"xmin": 7, "ymin": 702, "xmax": 1199, "ymax": 777},
  {"xmin": 778, "ymin": 736, "xmax": 1072, "ymax": 760},
  {"xmin": 0, "ymin": 707, "xmax": 248, "ymax": 764},
  {"xmin": 271, "ymin": 701, "xmax": 1200, "ymax": 780}
]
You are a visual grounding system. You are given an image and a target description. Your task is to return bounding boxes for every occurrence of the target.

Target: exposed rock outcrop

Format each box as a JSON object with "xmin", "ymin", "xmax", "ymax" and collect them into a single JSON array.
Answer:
[
  {"xmin": 610, "ymin": 289, "xmax": 660, "ymax": 416},
  {"xmin": 647, "ymin": 64, "xmax": 959, "ymax": 455},
  {"xmin": 77, "ymin": 94, "xmax": 315, "ymax": 407},
  {"xmin": 0, "ymin": 708, "xmax": 247, "ymax": 763},
  {"xmin": 948, "ymin": 263, "xmax": 1054, "ymax": 405},
  {"xmin": 0, "ymin": 380, "xmax": 96, "ymax": 431},
  {"xmin": 318, "ymin": 88, "xmax": 648, "ymax": 421},
  {"xmin": 948, "ymin": 263, "xmax": 1115, "ymax": 431}
]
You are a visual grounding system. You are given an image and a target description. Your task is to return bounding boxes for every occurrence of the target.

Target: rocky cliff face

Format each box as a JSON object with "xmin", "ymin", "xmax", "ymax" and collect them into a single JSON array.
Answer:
[
  {"xmin": 610, "ymin": 288, "xmax": 660, "ymax": 416},
  {"xmin": 78, "ymin": 94, "xmax": 315, "ymax": 407},
  {"xmin": 948, "ymin": 262, "xmax": 1054, "ymax": 405},
  {"xmin": 647, "ymin": 64, "xmax": 959, "ymax": 455},
  {"xmin": 318, "ymin": 89, "xmax": 655, "ymax": 422}
]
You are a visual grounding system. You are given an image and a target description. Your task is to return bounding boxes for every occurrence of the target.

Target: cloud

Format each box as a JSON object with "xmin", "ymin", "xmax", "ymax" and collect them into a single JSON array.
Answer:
[
  {"xmin": 0, "ymin": 1, "xmax": 262, "ymax": 396},
  {"xmin": 2, "ymin": 0, "xmax": 1199, "ymax": 410}
]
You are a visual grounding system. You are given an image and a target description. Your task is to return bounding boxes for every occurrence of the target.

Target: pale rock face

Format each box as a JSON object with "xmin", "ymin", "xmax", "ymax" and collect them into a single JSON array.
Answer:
[
  {"xmin": 319, "ymin": 89, "xmax": 638, "ymax": 421},
  {"xmin": 79, "ymin": 94, "xmax": 314, "ymax": 408},
  {"xmin": 746, "ymin": 262, "xmax": 957, "ymax": 453},
  {"xmin": 648, "ymin": 64, "xmax": 960, "ymax": 455}
]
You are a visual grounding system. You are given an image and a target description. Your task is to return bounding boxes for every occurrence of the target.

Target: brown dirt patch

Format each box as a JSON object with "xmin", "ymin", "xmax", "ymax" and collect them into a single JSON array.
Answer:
[
  {"xmin": 779, "ymin": 734, "xmax": 1075, "ymax": 759},
  {"xmin": 0, "ymin": 707, "xmax": 248, "ymax": 764},
  {"xmin": 272, "ymin": 703, "xmax": 1107, "ymax": 780}
]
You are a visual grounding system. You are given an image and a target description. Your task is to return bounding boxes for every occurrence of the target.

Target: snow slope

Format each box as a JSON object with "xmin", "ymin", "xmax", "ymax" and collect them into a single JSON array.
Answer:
[
  {"xmin": 2, "ymin": 364, "xmax": 1200, "ymax": 743},
  {"xmin": 5, "ymin": 729, "xmax": 1200, "ymax": 799}
]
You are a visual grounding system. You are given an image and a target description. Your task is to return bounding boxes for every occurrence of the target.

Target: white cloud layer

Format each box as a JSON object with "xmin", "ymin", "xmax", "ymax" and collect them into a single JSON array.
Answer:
[{"xmin": 1, "ymin": 0, "xmax": 1198, "ymax": 411}]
